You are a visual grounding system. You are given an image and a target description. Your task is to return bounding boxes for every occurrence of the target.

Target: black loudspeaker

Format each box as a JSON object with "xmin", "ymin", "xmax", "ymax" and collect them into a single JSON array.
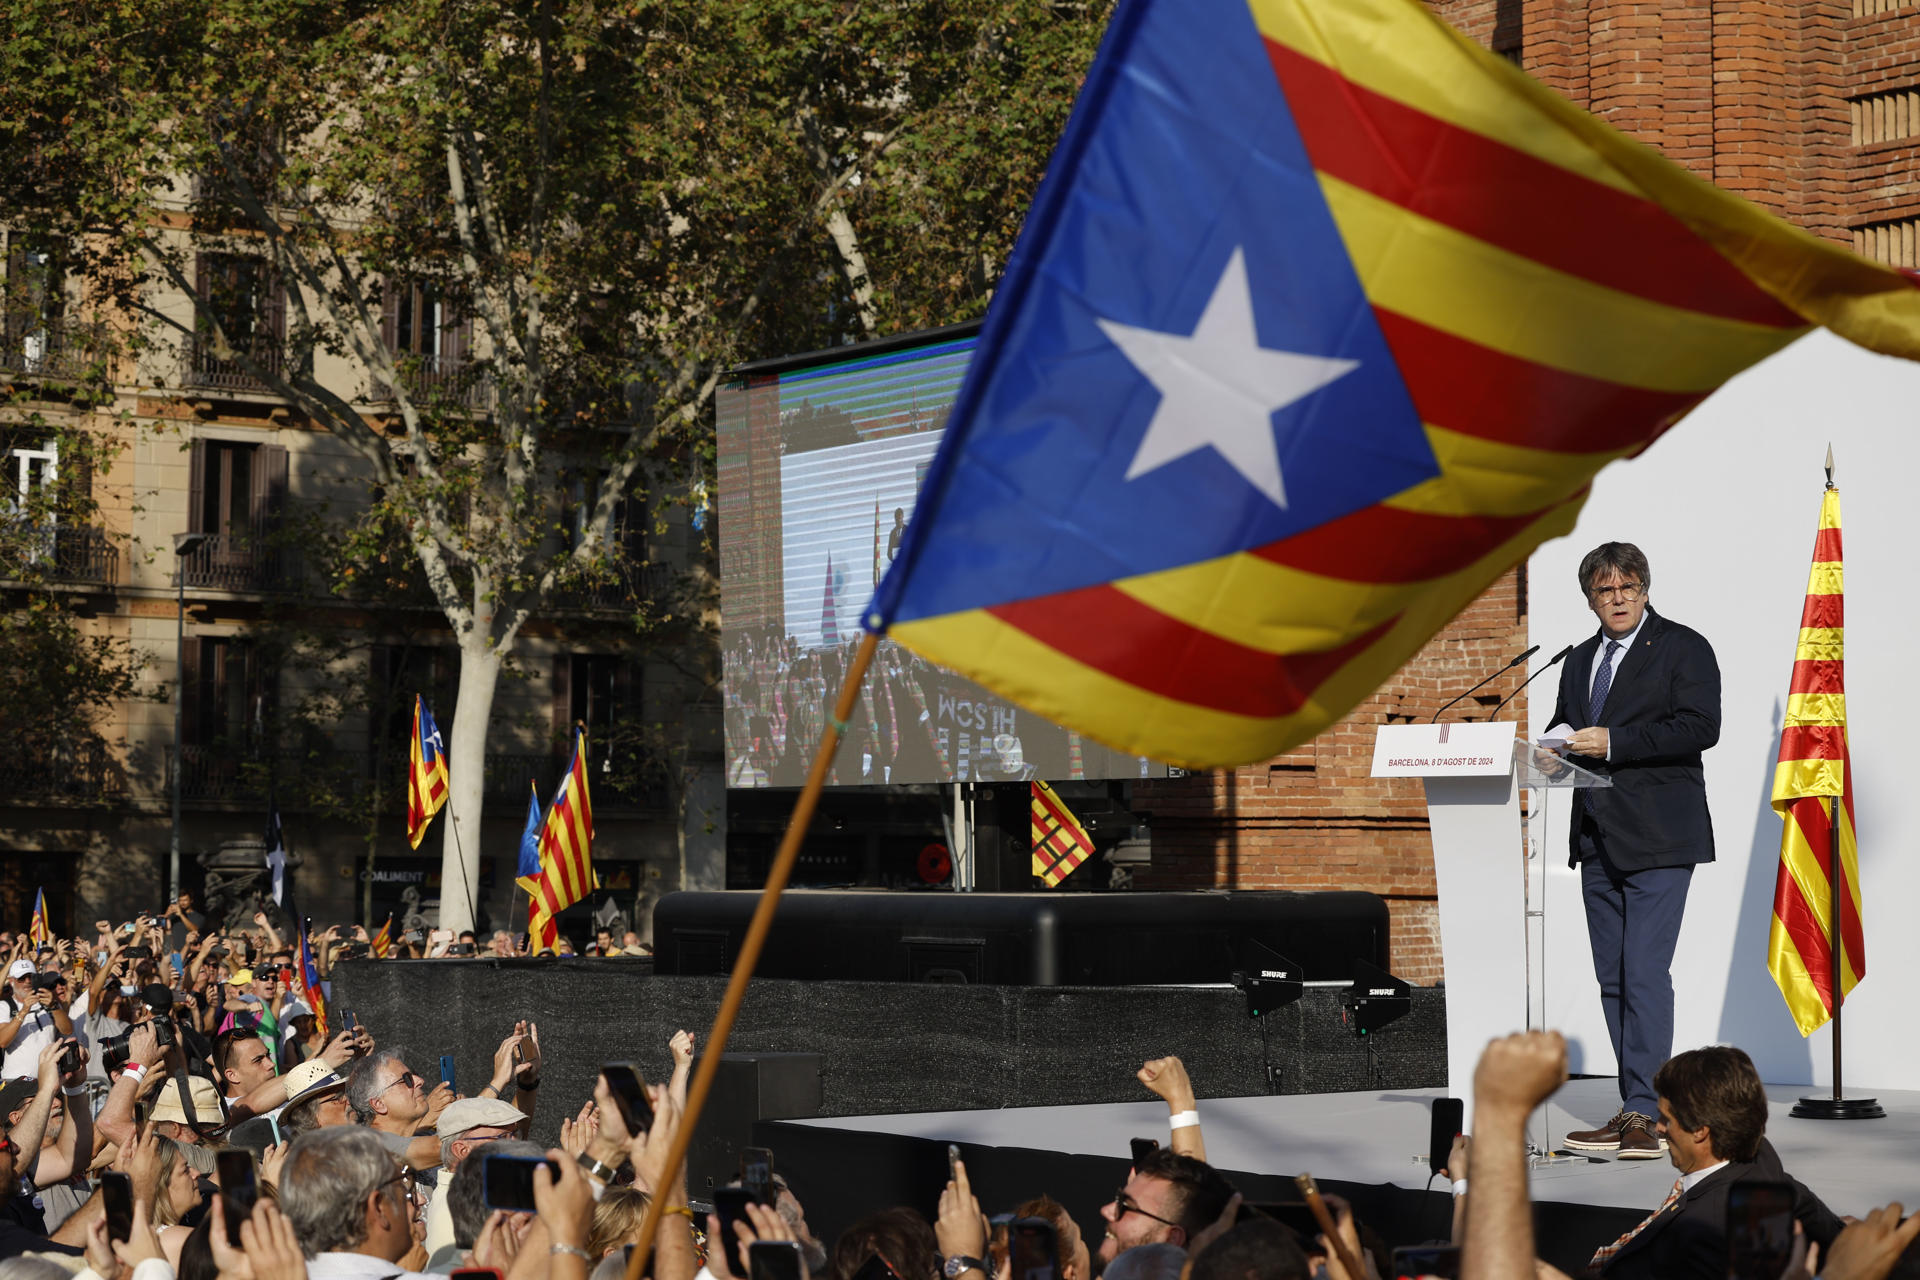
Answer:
[{"xmin": 686, "ymin": 1053, "xmax": 824, "ymax": 1196}]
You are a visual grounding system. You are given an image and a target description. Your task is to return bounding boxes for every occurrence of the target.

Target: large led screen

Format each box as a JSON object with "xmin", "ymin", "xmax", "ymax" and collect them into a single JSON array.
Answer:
[{"xmin": 716, "ymin": 325, "xmax": 1171, "ymax": 788}]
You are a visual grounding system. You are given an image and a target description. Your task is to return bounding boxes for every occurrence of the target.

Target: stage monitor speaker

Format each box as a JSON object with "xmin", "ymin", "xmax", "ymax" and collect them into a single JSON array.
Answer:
[{"xmin": 686, "ymin": 1053, "xmax": 824, "ymax": 1196}]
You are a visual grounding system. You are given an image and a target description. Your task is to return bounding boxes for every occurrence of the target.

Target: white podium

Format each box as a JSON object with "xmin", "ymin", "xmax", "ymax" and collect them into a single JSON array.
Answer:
[{"xmin": 1371, "ymin": 722, "xmax": 1608, "ymax": 1128}]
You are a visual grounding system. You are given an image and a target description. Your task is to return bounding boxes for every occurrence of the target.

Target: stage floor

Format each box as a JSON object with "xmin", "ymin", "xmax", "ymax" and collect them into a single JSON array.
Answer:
[{"xmin": 791, "ymin": 1075, "xmax": 1920, "ymax": 1217}]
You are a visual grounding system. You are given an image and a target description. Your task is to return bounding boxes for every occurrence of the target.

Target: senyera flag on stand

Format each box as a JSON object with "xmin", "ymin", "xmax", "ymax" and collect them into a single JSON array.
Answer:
[
  {"xmin": 1768, "ymin": 487, "xmax": 1865, "ymax": 1036},
  {"xmin": 864, "ymin": 0, "xmax": 1920, "ymax": 770},
  {"xmin": 1032, "ymin": 781, "xmax": 1095, "ymax": 887}
]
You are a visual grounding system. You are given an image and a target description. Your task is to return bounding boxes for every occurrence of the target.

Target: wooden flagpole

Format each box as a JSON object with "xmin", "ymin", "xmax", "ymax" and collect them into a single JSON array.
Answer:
[{"xmin": 624, "ymin": 631, "xmax": 879, "ymax": 1280}]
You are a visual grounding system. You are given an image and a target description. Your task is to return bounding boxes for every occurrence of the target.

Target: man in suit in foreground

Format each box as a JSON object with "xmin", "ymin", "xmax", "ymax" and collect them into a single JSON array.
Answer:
[
  {"xmin": 1590, "ymin": 1046, "xmax": 1842, "ymax": 1280},
  {"xmin": 1548, "ymin": 543, "xmax": 1721, "ymax": 1158}
]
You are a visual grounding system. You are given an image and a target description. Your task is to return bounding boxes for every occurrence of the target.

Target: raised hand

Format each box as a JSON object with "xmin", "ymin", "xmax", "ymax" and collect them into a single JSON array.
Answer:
[{"xmin": 1473, "ymin": 1030, "xmax": 1568, "ymax": 1118}]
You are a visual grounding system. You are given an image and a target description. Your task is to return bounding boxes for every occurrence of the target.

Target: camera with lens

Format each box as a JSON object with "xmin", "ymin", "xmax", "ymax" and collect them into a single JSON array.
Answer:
[{"xmin": 98, "ymin": 1015, "xmax": 173, "ymax": 1076}]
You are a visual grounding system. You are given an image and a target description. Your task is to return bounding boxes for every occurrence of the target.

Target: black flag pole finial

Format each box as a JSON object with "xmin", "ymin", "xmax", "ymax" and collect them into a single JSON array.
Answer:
[{"xmin": 1825, "ymin": 443, "xmax": 1836, "ymax": 489}]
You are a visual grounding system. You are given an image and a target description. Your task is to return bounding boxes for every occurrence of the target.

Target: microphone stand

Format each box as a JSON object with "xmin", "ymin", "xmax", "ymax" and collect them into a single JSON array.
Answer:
[
  {"xmin": 1489, "ymin": 645, "xmax": 1574, "ymax": 719},
  {"xmin": 1430, "ymin": 645, "xmax": 1538, "ymax": 722}
]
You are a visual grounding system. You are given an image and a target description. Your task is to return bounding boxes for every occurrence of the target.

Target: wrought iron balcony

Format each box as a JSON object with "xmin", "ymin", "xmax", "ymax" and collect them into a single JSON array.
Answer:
[
  {"xmin": 0, "ymin": 739, "xmax": 124, "ymax": 805},
  {"xmin": 485, "ymin": 751, "xmax": 669, "ymax": 812},
  {"xmin": 370, "ymin": 353, "xmax": 491, "ymax": 412},
  {"xmin": 0, "ymin": 320, "xmax": 104, "ymax": 382},
  {"xmin": 178, "ymin": 528, "xmax": 296, "ymax": 592},
  {"xmin": 553, "ymin": 561, "xmax": 679, "ymax": 612},
  {"xmin": 0, "ymin": 525, "xmax": 119, "ymax": 586},
  {"xmin": 186, "ymin": 334, "xmax": 285, "ymax": 392},
  {"xmin": 168, "ymin": 744, "xmax": 370, "ymax": 807}
]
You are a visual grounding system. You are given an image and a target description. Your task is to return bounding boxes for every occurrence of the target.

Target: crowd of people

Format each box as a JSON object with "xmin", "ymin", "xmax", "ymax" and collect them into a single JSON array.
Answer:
[{"xmin": 0, "ymin": 901, "xmax": 1916, "ymax": 1280}]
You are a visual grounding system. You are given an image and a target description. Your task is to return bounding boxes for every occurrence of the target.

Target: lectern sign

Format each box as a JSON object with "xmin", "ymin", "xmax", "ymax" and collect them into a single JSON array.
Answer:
[{"xmin": 1369, "ymin": 722, "xmax": 1515, "ymax": 778}]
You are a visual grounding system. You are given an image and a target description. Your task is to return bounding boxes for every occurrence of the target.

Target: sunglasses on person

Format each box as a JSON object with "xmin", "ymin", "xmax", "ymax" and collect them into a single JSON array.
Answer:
[
  {"xmin": 377, "ymin": 1070, "xmax": 421, "ymax": 1097},
  {"xmin": 1109, "ymin": 1189, "xmax": 1181, "ymax": 1228}
]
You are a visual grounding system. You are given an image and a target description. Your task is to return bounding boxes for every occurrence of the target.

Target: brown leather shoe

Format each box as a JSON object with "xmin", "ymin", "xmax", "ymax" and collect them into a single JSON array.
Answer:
[
  {"xmin": 1615, "ymin": 1112, "xmax": 1667, "ymax": 1159},
  {"xmin": 1562, "ymin": 1109, "xmax": 1629, "ymax": 1150}
]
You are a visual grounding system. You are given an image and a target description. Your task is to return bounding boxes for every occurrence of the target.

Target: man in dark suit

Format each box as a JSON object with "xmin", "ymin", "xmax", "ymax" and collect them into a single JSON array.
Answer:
[
  {"xmin": 1591, "ymin": 1046, "xmax": 1841, "ymax": 1280},
  {"xmin": 1549, "ymin": 543, "xmax": 1721, "ymax": 1158}
]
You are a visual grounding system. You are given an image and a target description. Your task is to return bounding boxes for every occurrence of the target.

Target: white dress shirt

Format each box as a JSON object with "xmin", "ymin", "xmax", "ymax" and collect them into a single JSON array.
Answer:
[{"xmin": 1586, "ymin": 616, "xmax": 1647, "ymax": 760}]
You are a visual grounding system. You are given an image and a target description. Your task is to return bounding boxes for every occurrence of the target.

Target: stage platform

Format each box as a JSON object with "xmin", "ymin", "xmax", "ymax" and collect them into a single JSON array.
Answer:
[{"xmin": 764, "ymin": 1076, "xmax": 1920, "ymax": 1275}]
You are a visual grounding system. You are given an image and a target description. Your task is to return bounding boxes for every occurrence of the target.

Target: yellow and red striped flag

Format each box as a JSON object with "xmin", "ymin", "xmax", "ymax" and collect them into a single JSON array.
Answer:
[
  {"xmin": 28, "ymin": 889, "xmax": 52, "ymax": 950},
  {"xmin": 407, "ymin": 695, "xmax": 450, "ymax": 849},
  {"xmin": 866, "ymin": 0, "xmax": 1920, "ymax": 770},
  {"xmin": 528, "ymin": 726, "xmax": 595, "ymax": 955},
  {"xmin": 1768, "ymin": 486, "xmax": 1865, "ymax": 1036},
  {"xmin": 1032, "ymin": 781, "xmax": 1095, "ymax": 887},
  {"xmin": 370, "ymin": 914, "xmax": 394, "ymax": 959}
]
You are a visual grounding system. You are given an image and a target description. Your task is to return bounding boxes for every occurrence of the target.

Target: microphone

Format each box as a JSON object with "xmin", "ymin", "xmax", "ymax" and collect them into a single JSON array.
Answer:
[
  {"xmin": 1490, "ymin": 645, "xmax": 1575, "ymax": 719},
  {"xmin": 1430, "ymin": 645, "xmax": 1538, "ymax": 723}
]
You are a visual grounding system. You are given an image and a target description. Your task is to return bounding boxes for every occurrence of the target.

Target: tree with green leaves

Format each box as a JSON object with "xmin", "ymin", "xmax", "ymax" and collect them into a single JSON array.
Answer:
[{"xmin": 0, "ymin": 0, "xmax": 1111, "ymax": 929}]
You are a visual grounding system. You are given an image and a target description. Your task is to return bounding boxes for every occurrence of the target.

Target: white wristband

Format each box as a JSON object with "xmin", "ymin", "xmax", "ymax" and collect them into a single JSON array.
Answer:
[
  {"xmin": 62, "ymin": 1085, "xmax": 87, "ymax": 1097},
  {"xmin": 1169, "ymin": 1110, "xmax": 1200, "ymax": 1130},
  {"xmin": 1452, "ymin": 1179, "xmax": 1468, "ymax": 1196},
  {"xmin": 122, "ymin": 1064, "xmax": 146, "ymax": 1083}
]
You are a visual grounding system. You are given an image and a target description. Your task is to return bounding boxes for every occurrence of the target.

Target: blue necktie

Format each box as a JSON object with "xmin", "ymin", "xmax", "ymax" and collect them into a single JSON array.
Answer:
[
  {"xmin": 1589, "ymin": 639, "xmax": 1622, "ymax": 723},
  {"xmin": 1578, "ymin": 640, "xmax": 1622, "ymax": 822}
]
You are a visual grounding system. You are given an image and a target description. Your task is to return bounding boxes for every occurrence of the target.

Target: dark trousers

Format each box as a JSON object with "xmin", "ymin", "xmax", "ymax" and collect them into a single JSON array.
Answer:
[{"xmin": 1577, "ymin": 821, "xmax": 1693, "ymax": 1118}]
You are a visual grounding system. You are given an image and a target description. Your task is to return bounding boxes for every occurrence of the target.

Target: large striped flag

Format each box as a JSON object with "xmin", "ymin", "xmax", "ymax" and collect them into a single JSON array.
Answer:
[
  {"xmin": 407, "ymin": 695, "xmax": 450, "ymax": 849},
  {"xmin": 865, "ymin": 0, "xmax": 1920, "ymax": 770},
  {"xmin": 1767, "ymin": 486, "xmax": 1864, "ymax": 1036},
  {"xmin": 28, "ymin": 889, "xmax": 51, "ymax": 950},
  {"xmin": 528, "ymin": 726, "xmax": 595, "ymax": 955},
  {"xmin": 1032, "ymin": 782, "xmax": 1095, "ymax": 887}
]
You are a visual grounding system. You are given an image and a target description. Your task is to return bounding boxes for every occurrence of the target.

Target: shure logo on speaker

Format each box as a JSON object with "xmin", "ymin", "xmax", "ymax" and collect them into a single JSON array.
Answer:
[
  {"xmin": 1368, "ymin": 988, "xmax": 1396, "ymax": 996},
  {"xmin": 1260, "ymin": 969, "xmax": 1290, "ymax": 979}
]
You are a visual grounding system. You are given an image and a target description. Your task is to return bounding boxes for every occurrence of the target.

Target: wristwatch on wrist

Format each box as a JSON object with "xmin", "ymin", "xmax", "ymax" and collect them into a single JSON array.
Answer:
[{"xmin": 944, "ymin": 1257, "xmax": 986, "ymax": 1278}]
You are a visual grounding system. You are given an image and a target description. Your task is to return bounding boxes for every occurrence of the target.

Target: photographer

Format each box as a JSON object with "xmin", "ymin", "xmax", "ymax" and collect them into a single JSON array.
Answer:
[
  {"xmin": 0, "ymin": 1039, "xmax": 94, "ymax": 1253},
  {"xmin": 0, "ymin": 960, "xmax": 74, "ymax": 1073}
]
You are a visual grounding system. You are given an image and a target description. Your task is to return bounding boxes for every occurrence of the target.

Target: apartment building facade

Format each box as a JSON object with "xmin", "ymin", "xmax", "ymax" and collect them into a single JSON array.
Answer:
[{"xmin": 0, "ymin": 225, "xmax": 720, "ymax": 937}]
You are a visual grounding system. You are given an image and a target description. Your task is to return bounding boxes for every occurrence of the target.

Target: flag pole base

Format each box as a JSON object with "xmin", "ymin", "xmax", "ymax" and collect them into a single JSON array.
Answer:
[{"xmin": 1789, "ymin": 1095, "xmax": 1885, "ymax": 1120}]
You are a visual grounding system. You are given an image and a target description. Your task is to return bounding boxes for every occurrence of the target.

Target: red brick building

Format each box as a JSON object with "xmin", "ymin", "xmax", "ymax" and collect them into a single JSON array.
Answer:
[{"xmin": 1135, "ymin": 0, "xmax": 1919, "ymax": 982}]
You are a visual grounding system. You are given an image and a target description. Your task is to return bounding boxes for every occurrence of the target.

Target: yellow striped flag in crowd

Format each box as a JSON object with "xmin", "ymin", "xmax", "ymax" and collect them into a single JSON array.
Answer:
[
  {"xmin": 865, "ymin": 0, "xmax": 1920, "ymax": 770},
  {"xmin": 370, "ymin": 915, "xmax": 394, "ymax": 959},
  {"xmin": 1768, "ymin": 485, "xmax": 1865, "ymax": 1036},
  {"xmin": 1032, "ymin": 781, "xmax": 1095, "ymax": 887},
  {"xmin": 28, "ymin": 889, "xmax": 51, "ymax": 949},
  {"xmin": 407, "ymin": 695, "xmax": 450, "ymax": 849},
  {"xmin": 529, "ymin": 725, "xmax": 595, "ymax": 954}
]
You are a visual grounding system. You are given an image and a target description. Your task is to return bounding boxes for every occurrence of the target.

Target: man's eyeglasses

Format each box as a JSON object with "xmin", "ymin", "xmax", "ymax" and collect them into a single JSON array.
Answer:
[
  {"xmin": 1588, "ymin": 581, "xmax": 1645, "ymax": 602},
  {"xmin": 1110, "ymin": 1189, "xmax": 1181, "ymax": 1229}
]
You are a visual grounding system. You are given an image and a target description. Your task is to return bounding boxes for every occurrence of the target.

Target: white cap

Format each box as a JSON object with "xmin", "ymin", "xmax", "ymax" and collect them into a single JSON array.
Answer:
[{"xmin": 7, "ymin": 960, "xmax": 34, "ymax": 979}]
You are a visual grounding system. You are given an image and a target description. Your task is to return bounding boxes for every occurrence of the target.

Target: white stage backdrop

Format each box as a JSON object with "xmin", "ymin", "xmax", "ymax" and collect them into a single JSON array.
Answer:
[{"xmin": 1525, "ymin": 328, "xmax": 1920, "ymax": 1092}]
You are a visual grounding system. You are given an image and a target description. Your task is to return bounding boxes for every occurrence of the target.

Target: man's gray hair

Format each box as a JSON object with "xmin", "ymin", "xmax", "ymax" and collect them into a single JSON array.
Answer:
[
  {"xmin": 448, "ymin": 1138, "xmax": 546, "ymax": 1249},
  {"xmin": 1577, "ymin": 542, "xmax": 1651, "ymax": 597},
  {"xmin": 345, "ymin": 1048, "xmax": 406, "ymax": 1123},
  {"xmin": 280, "ymin": 1126, "xmax": 406, "ymax": 1257}
]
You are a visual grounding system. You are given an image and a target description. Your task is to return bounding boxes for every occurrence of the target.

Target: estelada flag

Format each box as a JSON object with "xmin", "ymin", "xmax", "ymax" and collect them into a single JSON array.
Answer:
[
  {"xmin": 407, "ymin": 695, "xmax": 450, "ymax": 849},
  {"xmin": 295, "ymin": 921, "xmax": 328, "ymax": 1037},
  {"xmin": 1768, "ymin": 487, "xmax": 1864, "ymax": 1036},
  {"xmin": 866, "ymin": 0, "xmax": 1920, "ymax": 770},
  {"xmin": 1032, "ymin": 782, "xmax": 1095, "ymax": 887},
  {"xmin": 28, "ymin": 889, "xmax": 51, "ymax": 950},
  {"xmin": 529, "ymin": 725, "xmax": 595, "ymax": 955},
  {"xmin": 370, "ymin": 914, "xmax": 394, "ymax": 960}
]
